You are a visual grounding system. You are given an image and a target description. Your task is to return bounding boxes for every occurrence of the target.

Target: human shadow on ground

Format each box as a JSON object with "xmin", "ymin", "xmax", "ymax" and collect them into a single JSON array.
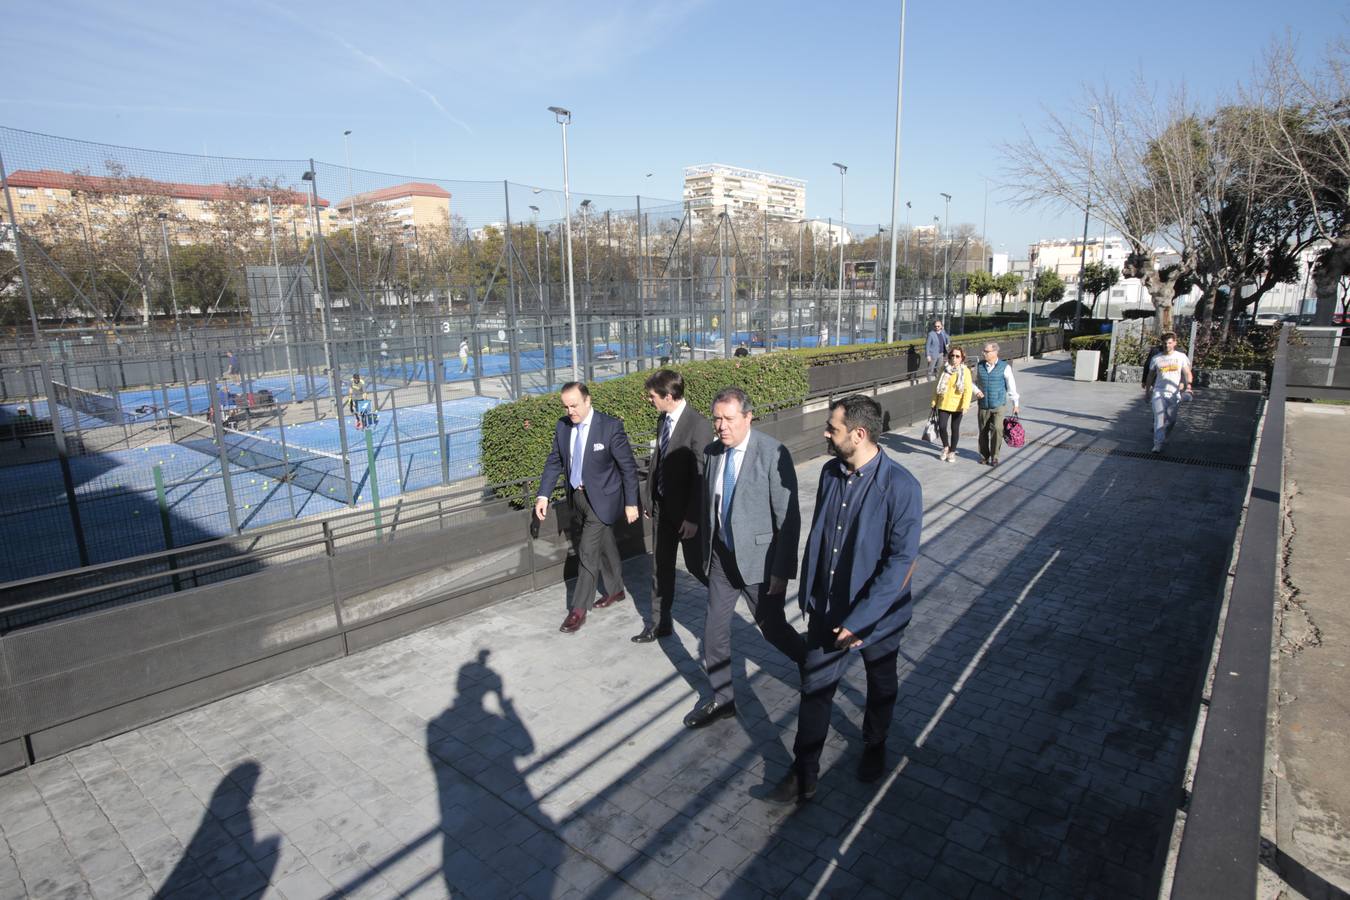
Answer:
[
  {"xmin": 424, "ymin": 650, "xmax": 560, "ymax": 898},
  {"xmin": 154, "ymin": 761, "xmax": 277, "ymax": 899}
]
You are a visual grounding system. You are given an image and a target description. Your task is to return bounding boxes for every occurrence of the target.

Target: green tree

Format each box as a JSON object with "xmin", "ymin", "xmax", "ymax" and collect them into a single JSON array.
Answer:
[
  {"xmin": 993, "ymin": 272, "xmax": 1021, "ymax": 313},
  {"xmin": 1080, "ymin": 262, "xmax": 1121, "ymax": 315},
  {"xmin": 1034, "ymin": 270, "xmax": 1066, "ymax": 313},
  {"xmin": 965, "ymin": 270, "xmax": 996, "ymax": 316}
]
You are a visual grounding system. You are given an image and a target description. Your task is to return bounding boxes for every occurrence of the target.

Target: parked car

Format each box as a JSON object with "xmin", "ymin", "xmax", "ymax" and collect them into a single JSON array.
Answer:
[{"xmin": 1254, "ymin": 312, "xmax": 1284, "ymax": 326}]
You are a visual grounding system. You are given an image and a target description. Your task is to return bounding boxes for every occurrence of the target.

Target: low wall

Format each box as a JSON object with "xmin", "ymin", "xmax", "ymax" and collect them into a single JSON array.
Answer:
[{"xmin": 1113, "ymin": 364, "xmax": 1267, "ymax": 391}]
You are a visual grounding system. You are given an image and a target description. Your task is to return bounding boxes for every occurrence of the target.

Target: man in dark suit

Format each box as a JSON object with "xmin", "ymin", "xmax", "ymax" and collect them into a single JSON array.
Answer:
[
  {"xmin": 768, "ymin": 394, "xmax": 922, "ymax": 803},
  {"xmin": 633, "ymin": 369, "xmax": 714, "ymax": 644},
  {"xmin": 684, "ymin": 387, "xmax": 805, "ymax": 729},
  {"xmin": 535, "ymin": 382, "xmax": 640, "ymax": 634}
]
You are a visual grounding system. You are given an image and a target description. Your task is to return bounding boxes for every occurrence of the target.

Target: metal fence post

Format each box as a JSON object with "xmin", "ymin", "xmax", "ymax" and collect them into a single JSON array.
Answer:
[
  {"xmin": 206, "ymin": 374, "xmax": 241, "ymax": 534},
  {"xmin": 364, "ymin": 427, "xmax": 382, "ymax": 539}
]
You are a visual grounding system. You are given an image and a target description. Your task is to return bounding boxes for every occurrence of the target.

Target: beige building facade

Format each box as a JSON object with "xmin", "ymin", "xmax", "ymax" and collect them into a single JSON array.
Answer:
[{"xmin": 334, "ymin": 182, "xmax": 452, "ymax": 238}]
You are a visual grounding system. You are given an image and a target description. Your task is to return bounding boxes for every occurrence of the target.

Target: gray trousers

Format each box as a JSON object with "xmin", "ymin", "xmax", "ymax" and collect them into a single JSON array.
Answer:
[
  {"xmin": 1151, "ymin": 390, "xmax": 1180, "ymax": 447},
  {"xmin": 977, "ymin": 406, "xmax": 1005, "ymax": 461},
  {"xmin": 568, "ymin": 489, "xmax": 623, "ymax": 612},
  {"xmin": 703, "ymin": 539, "xmax": 804, "ymax": 704}
]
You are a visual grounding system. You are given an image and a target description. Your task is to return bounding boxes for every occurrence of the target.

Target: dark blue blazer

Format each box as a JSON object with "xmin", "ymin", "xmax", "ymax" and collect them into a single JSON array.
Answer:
[
  {"xmin": 798, "ymin": 451, "xmax": 923, "ymax": 645},
  {"xmin": 537, "ymin": 411, "xmax": 640, "ymax": 526}
]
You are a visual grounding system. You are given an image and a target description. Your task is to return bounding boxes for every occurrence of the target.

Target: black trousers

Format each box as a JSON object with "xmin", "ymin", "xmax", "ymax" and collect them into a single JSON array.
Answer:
[
  {"xmin": 936, "ymin": 408, "xmax": 963, "ymax": 451},
  {"xmin": 704, "ymin": 539, "xmax": 804, "ymax": 704},
  {"xmin": 649, "ymin": 501, "xmax": 706, "ymax": 629},
  {"xmin": 793, "ymin": 617, "xmax": 905, "ymax": 781},
  {"xmin": 568, "ymin": 488, "xmax": 623, "ymax": 612}
]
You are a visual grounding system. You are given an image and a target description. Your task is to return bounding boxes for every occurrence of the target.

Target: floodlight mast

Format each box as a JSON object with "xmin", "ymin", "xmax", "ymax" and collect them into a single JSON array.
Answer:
[{"xmin": 549, "ymin": 106, "xmax": 580, "ymax": 381}]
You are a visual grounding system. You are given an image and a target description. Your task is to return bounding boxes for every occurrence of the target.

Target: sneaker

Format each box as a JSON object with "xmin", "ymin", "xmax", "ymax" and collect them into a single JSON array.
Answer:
[
  {"xmin": 857, "ymin": 743, "xmax": 887, "ymax": 783},
  {"xmin": 945, "ymin": 454, "xmax": 955, "ymax": 464},
  {"xmin": 1151, "ymin": 445, "xmax": 1163, "ymax": 454},
  {"xmin": 939, "ymin": 448, "xmax": 950, "ymax": 461}
]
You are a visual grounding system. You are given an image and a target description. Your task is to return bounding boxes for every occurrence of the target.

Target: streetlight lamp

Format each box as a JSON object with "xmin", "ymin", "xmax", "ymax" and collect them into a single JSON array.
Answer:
[
  {"xmin": 528, "ymin": 205, "xmax": 543, "ymax": 299},
  {"xmin": 343, "ymin": 130, "xmax": 361, "ymax": 293},
  {"xmin": 548, "ymin": 105, "xmax": 580, "ymax": 381},
  {"xmin": 939, "ymin": 192, "xmax": 951, "ymax": 326},
  {"xmin": 1074, "ymin": 106, "xmax": 1099, "ymax": 332},
  {"xmin": 579, "ymin": 199, "xmax": 592, "ymax": 290},
  {"xmin": 156, "ymin": 212, "xmax": 181, "ymax": 338},
  {"xmin": 832, "ymin": 162, "xmax": 847, "ymax": 346},
  {"xmin": 885, "ymin": 0, "xmax": 908, "ymax": 343}
]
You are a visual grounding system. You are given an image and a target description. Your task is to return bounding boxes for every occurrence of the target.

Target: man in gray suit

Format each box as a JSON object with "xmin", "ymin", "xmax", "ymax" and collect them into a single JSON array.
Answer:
[{"xmin": 684, "ymin": 387, "xmax": 805, "ymax": 729}]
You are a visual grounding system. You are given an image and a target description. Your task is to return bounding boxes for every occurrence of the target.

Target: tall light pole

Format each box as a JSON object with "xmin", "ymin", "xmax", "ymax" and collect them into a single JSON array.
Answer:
[
  {"xmin": 255, "ymin": 195, "xmax": 297, "ymax": 400},
  {"xmin": 832, "ymin": 162, "xmax": 847, "ymax": 346},
  {"xmin": 548, "ymin": 105, "xmax": 580, "ymax": 381},
  {"xmin": 528, "ymin": 205, "xmax": 543, "ymax": 301},
  {"xmin": 939, "ymin": 192, "xmax": 952, "ymax": 326},
  {"xmin": 930, "ymin": 215, "xmax": 940, "ymax": 323},
  {"xmin": 885, "ymin": 0, "xmax": 908, "ymax": 343},
  {"xmin": 902, "ymin": 200, "xmax": 912, "ymax": 329},
  {"xmin": 156, "ymin": 213, "xmax": 181, "ymax": 338},
  {"xmin": 1074, "ymin": 106, "xmax": 1099, "ymax": 332},
  {"xmin": 343, "ymin": 130, "xmax": 361, "ymax": 294},
  {"xmin": 579, "ymin": 198, "xmax": 592, "ymax": 289}
]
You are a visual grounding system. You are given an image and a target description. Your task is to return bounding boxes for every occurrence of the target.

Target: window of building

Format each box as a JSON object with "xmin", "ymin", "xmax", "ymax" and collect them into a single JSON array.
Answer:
[
  {"xmin": 16, "ymin": 188, "xmax": 31, "ymax": 197},
  {"xmin": 44, "ymin": 189, "xmax": 55, "ymax": 197},
  {"xmin": 20, "ymin": 203, "xmax": 37, "ymax": 212}
]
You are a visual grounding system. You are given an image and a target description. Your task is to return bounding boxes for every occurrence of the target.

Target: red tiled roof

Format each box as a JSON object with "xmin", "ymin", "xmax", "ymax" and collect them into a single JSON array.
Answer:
[
  {"xmin": 3, "ymin": 169, "xmax": 328, "ymax": 207},
  {"xmin": 336, "ymin": 181, "xmax": 452, "ymax": 207}
]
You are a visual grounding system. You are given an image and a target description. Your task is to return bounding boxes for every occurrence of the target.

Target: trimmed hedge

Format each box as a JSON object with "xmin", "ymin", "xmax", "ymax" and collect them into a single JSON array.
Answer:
[
  {"xmin": 481, "ymin": 353, "xmax": 809, "ymax": 501},
  {"xmin": 480, "ymin": 327, "xmax": 1060, "ymax": 501}
]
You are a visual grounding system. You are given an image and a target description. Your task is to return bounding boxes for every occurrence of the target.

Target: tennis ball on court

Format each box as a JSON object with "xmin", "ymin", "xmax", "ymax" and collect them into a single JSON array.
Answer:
[{"xmin": 133, "ymin": 510, "xmax": 139, "ymax": 515}]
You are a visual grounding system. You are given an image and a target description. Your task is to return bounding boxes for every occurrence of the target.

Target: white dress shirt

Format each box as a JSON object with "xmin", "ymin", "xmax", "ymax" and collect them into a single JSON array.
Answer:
[{"xmin": 712, "ymin": 429, "xmax": 752, "ymax": 533}]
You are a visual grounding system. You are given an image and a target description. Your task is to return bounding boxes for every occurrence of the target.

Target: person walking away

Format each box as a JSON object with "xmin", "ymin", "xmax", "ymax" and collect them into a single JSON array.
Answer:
[
  {"xmin": 924, "ymin": 320, "xmax": 950, "ymax": 378},
  {"xmin": 931, "ymin": 346, "xmax": 974, "ymax": 462},
  {"xmin": 459, "ymin": 338, "xmax": 470, "ymax": 374},
  {"xmin": 634, "ymin": 370, "xmax": 714, "ymax": 643},
  {"xmin": 768, "ymin": 394, "xmax": 923, "ymax": 803},
  {"xmin": 534, "ymin": 382, "xmax": 640, "ymax": 634},
  {"xmin": 684, "ymin": 387, "xmax": 804, "ymax": 729},
  {"xmin": 973, "ymin": 341, "xmax": 1020, "ymax": 468},
  {"xmin": 1142, "ymin": 331, "xmax": 1194, "ymax": 453}
]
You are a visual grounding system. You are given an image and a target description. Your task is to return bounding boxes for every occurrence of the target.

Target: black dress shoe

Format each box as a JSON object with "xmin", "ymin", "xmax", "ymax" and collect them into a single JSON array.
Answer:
[
  {"xmin": 857, "ymin": 743, "xmax": 886, "ymax": 783},
  {"xmin": 631, "ymin": 624, "xmax": 674, "ymax": 643},
  {"xmin": 683, "ymin": 699, "xmax": 736, "ymax": 729},
  {"xmin": 765, "ymin": 772, "xmax": 817, "ymax": 804}
]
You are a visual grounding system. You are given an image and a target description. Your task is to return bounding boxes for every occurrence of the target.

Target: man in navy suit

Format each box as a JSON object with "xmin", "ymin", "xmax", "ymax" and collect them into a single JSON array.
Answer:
[
  {"xmin": 535, "ymin": 382, "xmax": 640, "ymax": 634},
  {"xmin": 768, "ymin": 394, "xmax": 923, "ymax": 803}
]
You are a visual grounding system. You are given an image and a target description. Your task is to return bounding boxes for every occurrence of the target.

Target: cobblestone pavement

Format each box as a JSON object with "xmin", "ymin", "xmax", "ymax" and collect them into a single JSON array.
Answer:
[{"xmin": 0, "ymin": 355, "xmax": 1260, "ymax": 899}]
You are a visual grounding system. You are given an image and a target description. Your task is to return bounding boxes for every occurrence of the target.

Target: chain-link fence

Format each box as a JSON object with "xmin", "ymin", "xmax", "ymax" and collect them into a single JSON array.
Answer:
[{"xmin": 1, "ymin": 126, "xmax": 1024, "ymax": 583}]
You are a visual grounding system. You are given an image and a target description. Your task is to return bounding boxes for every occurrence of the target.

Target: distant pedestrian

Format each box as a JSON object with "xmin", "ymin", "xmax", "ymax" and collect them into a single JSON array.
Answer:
[
  {"xmin": 223, "ymin": 350, "xmax": 239, "ymax": 379},
  {"xmin": 1142, "ymin": 332, "xmax": 1194, "ymax": 453},
  {"xmin": 13, "ymin": 406, "xmax": 36, "ymax": 447},
  {"xmin": 973, "ymin": 341, "xmax": 1020, "ymax": 468},
  {"xmin": 924, "ymin": 320, "xmax": 950, "ymax": 377},
  {"xmin": 459, "ymin": 338, "xmax": 470, "ymax": 373},
  {"xmin": 931, "ymin": 346, "xmax": 974, "ymax": 462}
]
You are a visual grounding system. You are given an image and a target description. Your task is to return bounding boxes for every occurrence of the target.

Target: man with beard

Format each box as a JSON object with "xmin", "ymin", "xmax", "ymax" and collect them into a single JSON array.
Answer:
[{"xmin": 767, "ymin": 394, "xmax": 923, "ymax": 803}]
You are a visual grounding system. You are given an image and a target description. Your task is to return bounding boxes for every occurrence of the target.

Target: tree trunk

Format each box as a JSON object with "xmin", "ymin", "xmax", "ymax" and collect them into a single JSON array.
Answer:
[{"xmin": 1312, "ymin": 228, "xmax": 1350, "ymax": 326}]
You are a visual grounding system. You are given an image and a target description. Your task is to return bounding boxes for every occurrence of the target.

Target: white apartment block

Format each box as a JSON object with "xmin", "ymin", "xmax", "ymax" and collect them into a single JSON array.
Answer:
[{"xmin": 683, "ymin": 164, "xmax": 806, "ymax": 224}]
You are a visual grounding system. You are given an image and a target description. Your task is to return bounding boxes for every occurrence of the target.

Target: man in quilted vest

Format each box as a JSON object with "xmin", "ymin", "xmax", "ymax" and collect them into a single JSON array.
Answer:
[{"xmin": 973, "ymin": 341, "xmax": 1021, "ymax": 467}]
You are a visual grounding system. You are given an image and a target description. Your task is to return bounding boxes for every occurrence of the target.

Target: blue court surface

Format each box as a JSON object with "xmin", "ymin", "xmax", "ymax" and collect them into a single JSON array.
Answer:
[{"xmin": 0, "ymin": 395, "xmax": 501, "ymax": 582}]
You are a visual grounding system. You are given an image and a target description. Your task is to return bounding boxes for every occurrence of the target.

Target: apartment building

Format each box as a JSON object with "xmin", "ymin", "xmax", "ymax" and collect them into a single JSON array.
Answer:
[
  {"xmin": 334, "ymin": 182, "xmax": 452, "ymax": 236},
  {"xmin": 0, "ymin": 169, "xmax": 336, "ymax": 240},
  {"xmin": 683, "ymin": 164, "xmax": 806, "ymax": 224}
]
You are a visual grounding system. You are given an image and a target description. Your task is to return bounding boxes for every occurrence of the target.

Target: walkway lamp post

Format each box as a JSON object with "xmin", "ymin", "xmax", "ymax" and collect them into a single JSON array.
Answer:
[
  {"xmin": 156, "ymin": 213, "xmax": 181, "ymax": 339},
  {"xmin": 832, "ymin": 161, "xmax": 847, "ymax": 346},
  {"xmin": 885, "ymin": 0, "xmax": 908, "ymax": 343},
  {"xmin": 547, "ymin": 105, "xmax": 580, "ymax": 381},
  {"xmin": 940, "ymin": 192, "xmax": 952, "ymax": 326},
  {"xmin": 343, "ymin": 130, "xmax": 360, "ymax": 293}
]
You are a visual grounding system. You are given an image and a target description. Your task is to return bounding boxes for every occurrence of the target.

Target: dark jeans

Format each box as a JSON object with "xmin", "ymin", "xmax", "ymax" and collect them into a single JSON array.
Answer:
[
  {"xmin": 649, "ymin": 501, "xmax": 706, "ymax": 629},
  {"xmin": 936, "ymin": 409, "xmax": 963, "ymax": 451},
  {"xmin": 568, "ymin": 488, "xmax": 624, "ymax": 612},
  {"xmin": 703, "ymin": 539, "xmax": 804, "ymax": 704},
  {"xmin": 793, "ymin": 620, "xmax": 905, "ymax": 781}
]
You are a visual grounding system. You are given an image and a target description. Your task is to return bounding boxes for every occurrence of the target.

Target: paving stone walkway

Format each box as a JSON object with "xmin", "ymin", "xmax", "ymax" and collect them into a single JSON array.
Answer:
[{"xmin": 0, "ymin": 355, "xmax": 1261, "ymax": 899}]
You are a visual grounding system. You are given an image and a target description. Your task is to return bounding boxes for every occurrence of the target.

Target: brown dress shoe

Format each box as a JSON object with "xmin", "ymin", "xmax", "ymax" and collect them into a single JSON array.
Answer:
[
  {"xmin": 594, "ymin": 590, "xmax": 626, "ymax": 609},
  {"xmin": 559, "ymin": 609, "xmax": 586, "ymax": 633}
]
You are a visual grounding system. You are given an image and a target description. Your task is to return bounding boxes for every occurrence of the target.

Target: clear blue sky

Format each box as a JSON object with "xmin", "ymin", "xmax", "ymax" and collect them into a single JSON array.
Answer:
[{"xmin": 3, "ymin": 0, "xmax": 1342, "ymax": 254}]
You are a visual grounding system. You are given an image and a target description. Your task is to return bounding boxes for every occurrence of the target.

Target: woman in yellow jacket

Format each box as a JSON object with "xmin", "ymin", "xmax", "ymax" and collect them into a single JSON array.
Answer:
[{"xmin": 931, "ymin": 346, "xmax": 974, "ymax": 462}]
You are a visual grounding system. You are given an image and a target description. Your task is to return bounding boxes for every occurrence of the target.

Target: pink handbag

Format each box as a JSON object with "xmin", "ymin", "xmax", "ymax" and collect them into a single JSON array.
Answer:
[{"xmin": 1003, "ymin": 416, "xmax": 1025, "ymax": 448}]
